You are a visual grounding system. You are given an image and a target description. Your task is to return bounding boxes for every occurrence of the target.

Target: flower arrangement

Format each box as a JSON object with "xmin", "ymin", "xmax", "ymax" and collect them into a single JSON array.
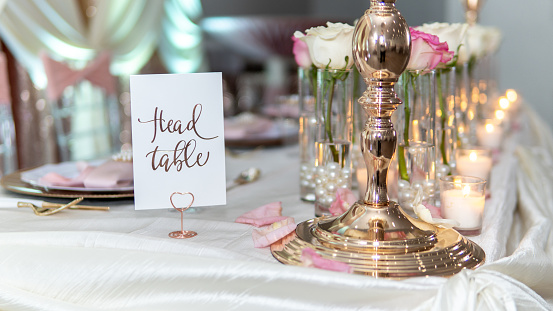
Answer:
[
  {"xmin": 398, "ymin": 27, "xmax": 453, "ymax": 182},
  {"xmin": 294, "ymin": 22, "xmax": 354, "ymax": 163}
]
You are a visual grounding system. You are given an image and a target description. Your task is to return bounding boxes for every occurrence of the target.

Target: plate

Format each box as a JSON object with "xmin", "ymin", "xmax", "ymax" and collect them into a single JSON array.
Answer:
[
  {"xmin": 224, "ymin": 114, "xmax": 298, "ymax": 148},
  {"xmin": 20, "ymin": 162, "xmax": 133, "ymax": 192},
  {"xmin": 1, "ymin": 169, "xmax": 134, "ymax": 199}
]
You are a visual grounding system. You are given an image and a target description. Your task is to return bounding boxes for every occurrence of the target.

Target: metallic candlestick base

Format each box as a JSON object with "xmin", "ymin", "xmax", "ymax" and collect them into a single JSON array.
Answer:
[{"xmin": 272, "ymin": 0, "xmax": 485, "ymax": 278}]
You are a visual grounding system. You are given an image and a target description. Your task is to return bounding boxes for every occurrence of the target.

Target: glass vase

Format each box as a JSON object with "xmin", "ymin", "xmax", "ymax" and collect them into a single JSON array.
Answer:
[
  {"xmin": 395, "ymin": 70, "xmax": 437, "ymax": 210},
  {"xmin": 313, "ymin": 68, "xmax": 354, "ymax": 216},
  {"xmin": 435, "ymin": 67, "xmax": 457, "ymax": 181},
  {"xmin": 298, "ymin": 67, "xmax": 317, "ymax": 202},
  {"xmin": 456, "ymin": 62, "xmax": 478, "ymax": 147}
]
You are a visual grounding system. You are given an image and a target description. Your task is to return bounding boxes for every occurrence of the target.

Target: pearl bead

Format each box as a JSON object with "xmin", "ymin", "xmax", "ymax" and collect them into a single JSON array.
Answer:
[
  {"xmin": 300, "ymin": 164, "xmax": 309, "ymax": 172},
  {"xmin": 412, "ymin": 181, "xmax": 423, "ymax": 191},
  {"xmin": 326, "ymin": 183, "xmax": 337, "ymax": 192},
  {"xmin": 317, "ymin": 166, "xmax": 327, "ymax": 176},
  {"xmin": 315, "ymin": 178, "xmax": 323, "ymax": 185},
  {"xmin": 328, "ymin": 171, "xmax": 338, "ymax": 180},
  {"xmin": 398, "ymin": 180, "xmax": 410, "ymax": 190},
  {"xmin": 304, "ymin": 174, "xmax": 313, "ymax": 181},
  {"xmin": 423, "ymin": 180, "xmax": 436, "ymax": 189},
  {"xmin": 300, "ymin": 180, "xmax": 310, "ymax": 187},
  {"xmin": 327, "ymin": 162, "xmax": 339, "ymax": 171}
]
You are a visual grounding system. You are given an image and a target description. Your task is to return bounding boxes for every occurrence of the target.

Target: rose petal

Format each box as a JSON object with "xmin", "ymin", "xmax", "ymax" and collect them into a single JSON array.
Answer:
[
  {"xmin": 329, "ymin": 188, "xmax": 357, "ymax": 216},
  {"xmin": 301, "ymin": 248, "xmax": 352, "ymax": 273},
  {"xmin": 235, "ymin": 202, "xmax": 289, "ymax": 227},
  {"xmin": 252, "ymin": 217, "xmax": 296, "ymax": 248}
]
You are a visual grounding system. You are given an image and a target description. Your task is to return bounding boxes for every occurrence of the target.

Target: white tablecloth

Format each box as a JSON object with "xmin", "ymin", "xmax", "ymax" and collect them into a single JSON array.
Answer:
[{"xmin": 0, "ymin": 105, "xmax": 551, "ymax": 310}]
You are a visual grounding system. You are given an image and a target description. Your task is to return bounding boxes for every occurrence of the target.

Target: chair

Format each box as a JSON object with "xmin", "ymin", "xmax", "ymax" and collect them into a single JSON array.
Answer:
[
  {"xmin": 41, "ymin": 52, "xmax": 121, "ymax": 162},
  {"xmin": 0, "ymin": 52, "xmax": 18, "ymax": 175}
]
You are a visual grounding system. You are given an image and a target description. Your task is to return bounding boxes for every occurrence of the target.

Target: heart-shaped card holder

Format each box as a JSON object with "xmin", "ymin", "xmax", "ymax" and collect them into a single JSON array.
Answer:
[{"xmin": 168, "ymin": 192, "xmax": 198, "ymax": 239}]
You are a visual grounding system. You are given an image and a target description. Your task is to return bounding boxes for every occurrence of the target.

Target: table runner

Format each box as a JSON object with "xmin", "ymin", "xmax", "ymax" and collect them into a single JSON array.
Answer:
[{"xmin": 0, "ymin": 105, "xmax": 550, "ymax": 310}]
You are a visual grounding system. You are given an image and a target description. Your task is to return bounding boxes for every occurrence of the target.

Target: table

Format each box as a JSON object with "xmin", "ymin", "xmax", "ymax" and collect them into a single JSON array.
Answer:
[{"xmin": 0, "ymin": 105, "xmax": 551, "ymax": 310}]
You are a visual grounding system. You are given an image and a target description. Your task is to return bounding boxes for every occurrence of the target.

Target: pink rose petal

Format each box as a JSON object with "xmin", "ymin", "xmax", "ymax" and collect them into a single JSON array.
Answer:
[
  {"xmin": 301, "ymin": 248, "xmax": 353, "ymax": 273},
  {"xmin": 329, "ymin": 188, "xmax": 357, "ymax": 216},
  {"xmin": 235, "ymin": 202, "xmax": 289, "ymax": 227},
  {"xmin": 252, "ymin": 217, "xmax": 296, "ymax": 248}
]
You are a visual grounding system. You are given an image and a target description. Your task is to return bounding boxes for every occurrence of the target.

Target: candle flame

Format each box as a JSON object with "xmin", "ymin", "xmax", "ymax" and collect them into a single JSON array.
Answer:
[
  {"xmin": 469, "ymin": 151, "xmax": 477, "ymax": 162},
  {"xmin": 499, "ymin": 97, "xmax": 510, "ymax": 110},
  {"xmin": 462, "ymin": 185, "xmax": 471, "ymax": 197},
  {"xmin": 485, "ymin": 123, "xmax": 494, "ymax": 133},
  {"xmin": 506, "ymin": 89, "xmax": 518, "ymax": 103},
  {"xmin": 495, "ymin": 109, "xmax": 505, "ymax": 120}
]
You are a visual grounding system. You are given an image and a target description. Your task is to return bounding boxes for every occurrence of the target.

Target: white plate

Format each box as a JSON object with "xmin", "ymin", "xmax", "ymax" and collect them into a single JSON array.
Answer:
[{"xmin": 20, "ymin": 161, "xmax": 134, "ymax": 192}]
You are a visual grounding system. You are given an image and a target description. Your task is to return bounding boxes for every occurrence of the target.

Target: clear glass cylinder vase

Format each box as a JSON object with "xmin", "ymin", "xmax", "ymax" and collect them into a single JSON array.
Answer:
[
  {"xmin": 313, "ymin": 68, "xmax": 354, "ymax": 216},
  {"xmin": 394, "ymin": 70, "xmax": 437, "ymax": 210},
  {"xmin": 298, "ymin": 67, "xmax": 318, "ymax": 202},
  {"xmin": 456, "ymin": 62, "xmax": 478, "ymax": 147},
  {"xmin": 435, "ymin": 67, "xmax": 457, "ymax": 181}
]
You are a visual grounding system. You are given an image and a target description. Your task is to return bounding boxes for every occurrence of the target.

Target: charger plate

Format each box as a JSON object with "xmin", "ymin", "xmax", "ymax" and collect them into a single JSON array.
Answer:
[{"xmin": 1, "ymin": 169, "xmax": 134, "ymax": 199}]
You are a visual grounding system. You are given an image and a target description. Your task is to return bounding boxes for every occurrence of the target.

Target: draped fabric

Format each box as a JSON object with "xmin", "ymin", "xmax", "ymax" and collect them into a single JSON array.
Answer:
[{"xmin": 0, "ymin": 0, "xmax": 165, "ymax": 88}]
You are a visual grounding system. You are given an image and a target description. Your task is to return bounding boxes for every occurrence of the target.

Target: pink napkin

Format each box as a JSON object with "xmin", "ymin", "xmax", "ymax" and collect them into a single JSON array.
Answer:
[{"xmin": 39, "ymin": 160, "xmax": 133, "ymax": 189}]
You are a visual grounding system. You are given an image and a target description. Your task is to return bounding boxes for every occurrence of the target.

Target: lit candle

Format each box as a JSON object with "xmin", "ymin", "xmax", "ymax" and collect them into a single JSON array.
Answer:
[
  {"xmin": 441, "ymin": 187, "xmax": 485, "ymax": 229},
  {"xmin": 506, "ymin": 89, "xmax": 518, "ymax": 104},
  {"xmin": 476, "ymin": 120, "xmax": 503, "ymax": 149},
  {"xmin": 456, "ymin": 149, "xmax": 492, "ymax": 180},
  {"xmin": 439, "ymin": 176, "xmax": 487, "ymax": 235}
]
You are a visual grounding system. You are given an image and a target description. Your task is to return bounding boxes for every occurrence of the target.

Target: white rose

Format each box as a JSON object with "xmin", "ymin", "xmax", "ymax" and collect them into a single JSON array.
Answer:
[
  {"xmin": 466, "ymin": 24, "xmax": 488, "ymax": 60},
  {"xmin": 299, "ymin": 22, "xmax": 354, "ymax": 70},
  {"xmin": 415, "ymin": 22, "xmax": 469, "ymax": 64},
  {"xmin": 483, "ymin": 26, "xmax": 502, "ymax": 55}
]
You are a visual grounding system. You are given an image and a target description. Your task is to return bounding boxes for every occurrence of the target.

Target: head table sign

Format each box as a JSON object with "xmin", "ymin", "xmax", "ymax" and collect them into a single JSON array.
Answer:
[{"xmin": 130, "ymin": 73, "xmax": 227, "ymax": 233}]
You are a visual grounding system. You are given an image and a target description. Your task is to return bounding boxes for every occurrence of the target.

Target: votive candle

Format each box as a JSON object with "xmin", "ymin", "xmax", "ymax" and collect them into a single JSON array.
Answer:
[{"xmin": 455, "ymin": 148, "xmax": 492, "ymax": 181}]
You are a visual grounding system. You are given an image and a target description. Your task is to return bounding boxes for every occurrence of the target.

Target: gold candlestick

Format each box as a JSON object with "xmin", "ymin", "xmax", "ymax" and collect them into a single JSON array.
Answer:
[
  {"xmin": 272, "ymin": 0, "xmax": 485, "ymax": 278},
  {"xmin": 463, "ymin": 0, "xmax": 485, "ymax": 25}
]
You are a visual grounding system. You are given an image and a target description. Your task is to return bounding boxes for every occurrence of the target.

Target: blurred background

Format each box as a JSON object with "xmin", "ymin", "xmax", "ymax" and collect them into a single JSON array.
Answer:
[{"xmin": 0, "ymin": 0, "xmax": 551, "ymax": 173}]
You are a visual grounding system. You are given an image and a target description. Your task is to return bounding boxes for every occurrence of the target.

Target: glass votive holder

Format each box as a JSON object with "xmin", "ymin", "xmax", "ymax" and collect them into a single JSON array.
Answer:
[
  {"xmin": 476, "ymin": 118, "xmax": 503, "ymax": 150},
  {"xmin": 455, "ymin": 147, "xmax": 492, "ymax": 181},
  {"xmin": 439, "ymin": 175, "xmax": 487, "ymax": 236}
]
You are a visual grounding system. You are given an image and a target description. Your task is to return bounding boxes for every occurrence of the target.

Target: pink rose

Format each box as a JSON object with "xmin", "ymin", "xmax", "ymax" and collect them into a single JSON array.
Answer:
[
  {"xmin": 407, "ymin": 27, "xmax": 453, "ymax": 72},
  {"xmin": 292, "ymin": 32, "xmax": 312, "ymax": 68},
  {"xmin": 329, "ymin": 188, "xmax": 357, "ymax": 216}
]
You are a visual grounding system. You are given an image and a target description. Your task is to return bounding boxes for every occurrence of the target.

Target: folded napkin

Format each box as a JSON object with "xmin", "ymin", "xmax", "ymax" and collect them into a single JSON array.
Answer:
[
  {"xmin": 224, "ymin": 113, "xmax": 273, "ymax": 140},
  {"xmin": 39, "ymin": 160, "xmax": 133, "ymax": 189}
]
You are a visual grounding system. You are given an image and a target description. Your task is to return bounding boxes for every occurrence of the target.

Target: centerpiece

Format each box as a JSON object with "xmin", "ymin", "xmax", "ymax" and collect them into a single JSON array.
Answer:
[{"xmin": 272, "ymin": 0, "xmax": 485, "ymax": 278}]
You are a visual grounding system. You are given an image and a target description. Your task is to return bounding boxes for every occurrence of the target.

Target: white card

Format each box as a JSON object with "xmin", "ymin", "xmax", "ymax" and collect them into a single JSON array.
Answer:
[{"xmin": 130, "ymin": 73, "xmax": 226, "ymax": 210}]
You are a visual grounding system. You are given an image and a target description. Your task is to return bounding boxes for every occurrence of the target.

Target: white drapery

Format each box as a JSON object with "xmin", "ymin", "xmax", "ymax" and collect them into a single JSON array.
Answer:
[{"xmin": 0, "ymin": 0, "xmax": 204, "ymax": 88}]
